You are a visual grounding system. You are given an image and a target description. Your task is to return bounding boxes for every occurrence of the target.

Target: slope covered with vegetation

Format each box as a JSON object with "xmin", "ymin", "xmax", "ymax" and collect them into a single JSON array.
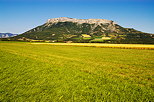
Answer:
[{"xmin": 12, "ymin": 20, "xmax": 154, "ymax": 44}]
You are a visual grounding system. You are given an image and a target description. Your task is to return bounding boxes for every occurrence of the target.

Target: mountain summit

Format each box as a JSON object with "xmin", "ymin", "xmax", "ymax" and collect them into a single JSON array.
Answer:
[
  {"xmin": 47, "ymin": 17, "xmax": 116, "ymax": 25},
  {"xmin": 13, "ymin": 17, "xmax": 154, "ymax": 43}
]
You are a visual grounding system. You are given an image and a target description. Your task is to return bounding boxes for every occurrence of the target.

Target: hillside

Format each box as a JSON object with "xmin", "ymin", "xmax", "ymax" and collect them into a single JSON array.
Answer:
[{"xmin": 13, "ymin": 17, "xmax": 154, "ymax": 44}]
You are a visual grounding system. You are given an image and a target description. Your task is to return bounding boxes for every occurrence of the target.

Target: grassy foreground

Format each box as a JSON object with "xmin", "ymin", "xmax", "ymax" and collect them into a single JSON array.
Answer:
[{"xmin": 0, "ymin": 42, "xmax": 154, "ymax": 101}]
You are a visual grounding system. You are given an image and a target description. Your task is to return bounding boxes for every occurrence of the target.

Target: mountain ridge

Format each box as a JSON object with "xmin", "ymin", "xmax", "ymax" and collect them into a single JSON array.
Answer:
[
  {"xmin": 0, "ymin": 33, "xmax": 18, "ymax": 38},
  {"xmin": 47, "ymin": 17, "xmax": 116, "ymax": 25}
]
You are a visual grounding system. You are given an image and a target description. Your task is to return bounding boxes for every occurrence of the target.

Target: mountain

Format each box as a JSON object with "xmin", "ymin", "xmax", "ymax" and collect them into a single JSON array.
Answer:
[
  {"xmin": 0, "ymin": 33, "xmax": 18, "ymax": 38},
  {"xmin": 13, "ymin": 17, "xmax": 154, "ymax": 44}
]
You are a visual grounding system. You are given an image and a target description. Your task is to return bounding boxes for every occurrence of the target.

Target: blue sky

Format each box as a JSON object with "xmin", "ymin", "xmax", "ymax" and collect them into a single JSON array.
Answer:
[{"xmin": 0, "ymin": 0, "xmax": 154, "ymax": 34}]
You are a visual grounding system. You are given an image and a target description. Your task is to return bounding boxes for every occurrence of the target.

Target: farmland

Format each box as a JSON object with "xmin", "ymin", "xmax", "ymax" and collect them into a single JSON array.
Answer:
[
  {"xmin": 32, "ymin": 43, "xmax": 154, "ymax": 50},
  {"xmin": 0, "ymin": 42, "xmax": 154, "ymax": 101}
]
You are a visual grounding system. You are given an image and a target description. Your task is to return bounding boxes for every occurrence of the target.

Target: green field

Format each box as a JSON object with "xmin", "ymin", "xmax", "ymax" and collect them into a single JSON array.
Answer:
[{"xmin": 0, "ymin": 42, "xmax": 154, "ymax": 101}]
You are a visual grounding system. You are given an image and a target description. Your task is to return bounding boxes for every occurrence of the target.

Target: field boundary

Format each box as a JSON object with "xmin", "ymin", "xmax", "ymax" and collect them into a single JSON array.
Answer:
[{"xmin": 31, "ymin": 43, "xmax": 154, "ymax": 50}]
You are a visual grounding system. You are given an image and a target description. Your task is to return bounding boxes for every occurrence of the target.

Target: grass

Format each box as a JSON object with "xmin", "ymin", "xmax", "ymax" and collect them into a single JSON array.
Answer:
[{"xmin": 0, "ymin": 42, "xmax": 154, "ymax": 101}]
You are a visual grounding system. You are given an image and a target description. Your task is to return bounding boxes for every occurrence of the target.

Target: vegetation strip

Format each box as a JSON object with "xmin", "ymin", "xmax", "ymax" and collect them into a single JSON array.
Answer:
[{"xmin": 31, "ymin": 43, "xmax": 154, "ymax": 50}]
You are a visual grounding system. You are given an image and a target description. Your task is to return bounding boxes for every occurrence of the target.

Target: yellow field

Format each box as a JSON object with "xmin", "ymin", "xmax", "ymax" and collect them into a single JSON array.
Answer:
[{"xmin": 31, "ymin": 43, "xmax": 154, "ymax": 50}]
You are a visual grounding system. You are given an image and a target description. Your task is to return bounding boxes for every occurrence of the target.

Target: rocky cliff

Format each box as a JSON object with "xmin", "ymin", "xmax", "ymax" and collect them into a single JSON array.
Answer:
[{"xmin": 47, "ymin": 17, "xmax": 116, "ymax": 25}]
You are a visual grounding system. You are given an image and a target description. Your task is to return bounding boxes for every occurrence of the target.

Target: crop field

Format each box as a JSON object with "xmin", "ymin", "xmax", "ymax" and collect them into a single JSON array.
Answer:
[
  {"xmin": 32, "ymin": 43, "xmax": 154, "ymax": 50},
  {"xmin": 0, "ymin": 42, "xmax": 154, "ymax": 101}
]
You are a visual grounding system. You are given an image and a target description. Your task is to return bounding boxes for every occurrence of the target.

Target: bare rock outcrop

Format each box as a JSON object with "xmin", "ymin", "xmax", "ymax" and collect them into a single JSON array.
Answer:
[{"xmin": 47, "ymin": 17, "xmax": 116, "ymax": 25}]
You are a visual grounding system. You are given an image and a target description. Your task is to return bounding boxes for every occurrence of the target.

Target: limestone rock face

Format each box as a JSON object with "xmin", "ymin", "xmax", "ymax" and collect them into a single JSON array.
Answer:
[{"xmin": 47, "ymin": 17, "xmax": 116, "ymax": 25}]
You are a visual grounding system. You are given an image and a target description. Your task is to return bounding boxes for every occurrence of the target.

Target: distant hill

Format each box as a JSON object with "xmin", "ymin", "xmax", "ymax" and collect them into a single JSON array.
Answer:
[
  {"xmin": 0, "ymin": 33, "xmax": 18, "ymax": 38},
  {"xmin": 13, "ymin": 17, "xmax": 154, "ymax": 44}
]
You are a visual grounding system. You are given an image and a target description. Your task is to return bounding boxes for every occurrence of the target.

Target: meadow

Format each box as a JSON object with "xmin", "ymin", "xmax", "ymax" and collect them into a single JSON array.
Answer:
[{"xmin": 0, "ymin": 42, "xmax": 154, "ymax": 101}]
